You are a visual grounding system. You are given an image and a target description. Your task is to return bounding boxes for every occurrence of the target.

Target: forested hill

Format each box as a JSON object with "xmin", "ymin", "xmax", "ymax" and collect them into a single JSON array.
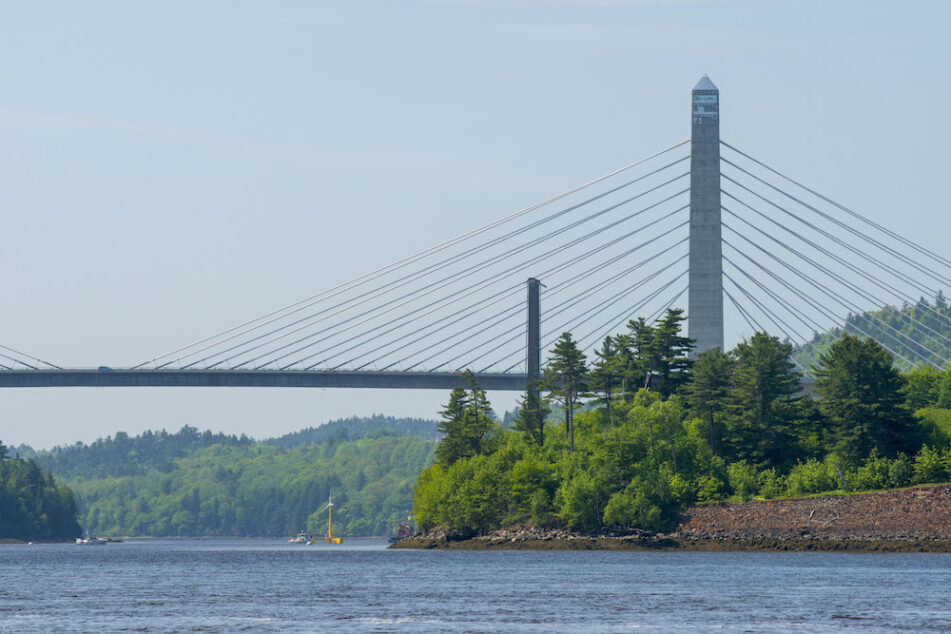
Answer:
[
  {"xmin": 29, "ymin": 427, "xmax": 254, "ymax": 479},
  {"xmin": 265, "ymin": 415, "xmax": 438, "ymax": 448},
  {"xmin": 792, "ymin": 295, "xmax": 951, "ymax": 375},
  {"xmin": 22, "ymin": 420, "xmax": 437, "ymax": 538},
  {"xmin": 0, "ymin": 442, "xmax": 81, "ymax": 541}
]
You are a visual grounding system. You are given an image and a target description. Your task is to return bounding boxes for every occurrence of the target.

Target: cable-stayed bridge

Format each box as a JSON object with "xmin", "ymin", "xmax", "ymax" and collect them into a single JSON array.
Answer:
[{"xmin": 3, "ymin": 75, "xmax": 950, "ymax": 391}]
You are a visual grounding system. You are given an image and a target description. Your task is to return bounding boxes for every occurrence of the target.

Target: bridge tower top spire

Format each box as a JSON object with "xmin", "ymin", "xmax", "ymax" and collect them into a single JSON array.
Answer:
[
  {"xmin": 693, "ymin": 74, "xmax": 717, "ymax": 91},
  {"xmin": 688, "ymin": 75, "xmax": 724, "ymax": 354}
]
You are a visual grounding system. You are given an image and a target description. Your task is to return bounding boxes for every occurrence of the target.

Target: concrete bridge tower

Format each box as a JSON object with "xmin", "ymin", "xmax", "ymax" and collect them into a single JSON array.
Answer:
[{"xmin": 688, "ymin": 75, "xmax": 724, "ymax": 354}]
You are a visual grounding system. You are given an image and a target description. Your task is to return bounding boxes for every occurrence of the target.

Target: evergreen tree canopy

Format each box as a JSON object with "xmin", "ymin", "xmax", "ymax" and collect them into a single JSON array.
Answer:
[
  {"xmin": 515, "ymin": 385, "xmax": 549, "ymax": 448},
  {"xmin": 588, "ymin": 337, "xmax": 623, "ymax": 421},
  {"xmin": 542, "ymin": 332, "xmax": 588, "ymax": 451},
  {"xmin": 814, "ymin": 334, "xmax": 918, "ymax": 463},
  {"xmin": 685, "ymin": 347, "xmax": 734, "ymax": 457},
  {"xmin": 727, "ymin": 333, "xmax": 802, "ymax": 466},
  {"xmin": 0, "ymin": 454, "xmax": 81, "ymax": 541},
  {"xmin": 615, "ymin": 309, "xmax": 694, "ymax": 398},
  {"xmin": 435, "ymin": 371, "xmax": 496, "ymax": 465}
]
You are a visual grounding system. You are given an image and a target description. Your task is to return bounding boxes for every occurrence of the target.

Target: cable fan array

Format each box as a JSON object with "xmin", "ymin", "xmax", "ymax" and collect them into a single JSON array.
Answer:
[
  {"xmin": 720, "ymin": 141, "xmax": 951, "ymax": 371},
  {"xmin": 0, "ymin": 344, "xmax": 60, "ymax": 371},
  {"xmin": 137, "ymin": 141, "xmax": 693, "ymax": 374}
]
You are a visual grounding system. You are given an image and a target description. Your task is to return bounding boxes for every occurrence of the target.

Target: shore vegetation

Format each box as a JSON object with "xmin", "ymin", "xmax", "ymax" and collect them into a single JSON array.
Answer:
[{"xmin": 414, "ymin": 310, "xmax": 951, "ymax": 534}]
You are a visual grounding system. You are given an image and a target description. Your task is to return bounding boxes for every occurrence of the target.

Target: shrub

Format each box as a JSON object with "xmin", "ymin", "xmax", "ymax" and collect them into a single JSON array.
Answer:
[
  {"xmin": 913, "ymin": 446, "xmax": 948, "ymax": 484},
  {"xmin": 757, "ymin": 468, "xmax": 785, "ymax": 499},
  {"xmin": 726, "ymin": 462, "xmax": 759, "ymax": 501},
  {"xmin": 888, "ymin": 454, "xmax": 913, "ymax": 488},
  {"xmin": 557, "ymin": 472, "xmax": 604, "ymax": 531},
  {"xmin": 528, "ymin": 489, "xmax": 555, "ymax": 526},
  {"xmin": 846, "ymin": 450, "xmax": 890, "ymax": 491},
  {"xmin": 695, "ymin": 475, "xmax": 727, "ymax": 503},
  {"xmin": 602, "ymin": 478, "xmax": 662, "ymax": 531},
  {"xmin": 784, "ymin": 458, "xmax": 839, "ymax": 496}
]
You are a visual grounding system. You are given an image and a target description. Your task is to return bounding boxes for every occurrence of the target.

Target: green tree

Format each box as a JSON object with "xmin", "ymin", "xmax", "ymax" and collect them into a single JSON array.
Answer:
[
  {"xmin": 435, "ymin": 387, "xmax": 470, "ymax": 465},
  {"xmin": 542, "ymin": 333, "xmax": 588, "ymax": 451},
  {"xmin": 814, "ymin": 334, "xmax": 917, "ymax": 463},
  {"xmin": 435, "ymin": 371, "xmax": 495, "ymax": 465},
  {"xmin": 588, "ymin": 337, "xmax": 623, "ymax": 425},
  {"xmin": 616, "ymin": 317, "xmax": 654, "ymax": 397},
  {"xmin": 937, "ymin": 370, "xmax": 951, "ymax": 409},
  {"xmin": 0, "ymin": 454, "xmax": 81, "ymax": 541},
  {"xmin": 727, "ymin": 332, "xmax": 801, "ymax": 465},
  {"xmin": 615, "ymin": 310, "xmax": 693, "ymax": 398},
  {"xmin": 903, "ymin": 365, "xmax": 942, "ymax": 411},
  {"xmin": 685, "ymin": 347, "xmax": 734, "ymax": 456},
  {"xmin": 651, "ymin": 308, "xmax": 695, "ymax": 397},
  {"xmin": 515, "ymin": 385, "xmax": 549, "ymax": 448}
]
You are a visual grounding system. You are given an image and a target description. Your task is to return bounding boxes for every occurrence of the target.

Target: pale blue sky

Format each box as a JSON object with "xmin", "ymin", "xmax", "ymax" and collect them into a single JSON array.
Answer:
[{"xmin": 2, "ymin": 1, "xmax": 950, "ymax": 448}]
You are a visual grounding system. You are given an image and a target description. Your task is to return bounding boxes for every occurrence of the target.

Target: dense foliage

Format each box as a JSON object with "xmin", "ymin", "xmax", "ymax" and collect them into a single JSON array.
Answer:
[
  {"xmin": 0, "ymin": 441, "xmax": 81, "ymax": 541},
  {"xmin": 414, "ymin": 314, "xmax": 951, "ymax": 534},
  {"xmin": 27, "ymin": 422, "xmax": 436, "ymax": 537}
]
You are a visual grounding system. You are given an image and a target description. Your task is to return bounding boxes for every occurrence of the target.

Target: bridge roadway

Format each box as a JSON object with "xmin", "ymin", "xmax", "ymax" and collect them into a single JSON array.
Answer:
[{"xmin": 0, "ymin": 369, "xmax": 529, "ymax": 391}]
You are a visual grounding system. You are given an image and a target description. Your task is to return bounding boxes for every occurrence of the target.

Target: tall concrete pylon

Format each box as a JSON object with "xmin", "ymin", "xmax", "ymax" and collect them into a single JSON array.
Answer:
[{"xmin": 688, "ymin": 75, "xmax": 724, "ymax": 354}]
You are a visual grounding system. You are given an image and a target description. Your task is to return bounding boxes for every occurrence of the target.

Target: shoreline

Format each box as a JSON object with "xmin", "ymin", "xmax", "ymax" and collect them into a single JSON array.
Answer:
[
  {"xmin": 393, "ymin": 484, "xmax": 951, "ymax": 553},
  {"xmin": 391, "ymin": 534, "xmax": 951, "ymax": 553}
]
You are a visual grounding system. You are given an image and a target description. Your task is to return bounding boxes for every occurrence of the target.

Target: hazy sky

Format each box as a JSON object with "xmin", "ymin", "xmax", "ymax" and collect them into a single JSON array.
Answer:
[{"xmin": 2, "ymin": 1, "xmax": 950, "ymax": 448}]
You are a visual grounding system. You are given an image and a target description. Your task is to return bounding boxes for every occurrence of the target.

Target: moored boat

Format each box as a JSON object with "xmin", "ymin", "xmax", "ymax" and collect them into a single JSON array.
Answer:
[{"xmin": 388, "ymin": 514, "xmax": 415, "ymax": 544}]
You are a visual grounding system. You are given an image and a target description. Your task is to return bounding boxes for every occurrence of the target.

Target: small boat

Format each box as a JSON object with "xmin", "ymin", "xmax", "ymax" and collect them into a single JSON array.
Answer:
[
  {"xmin": 388, "ymin": 513, "xmax": 415, "ymax": 544},
  {"xmin": 75, "ymin": 534, "xmax": 107, "ymax": 546},
  {"xmin": 288, "ymin": 530, "xmax": 311, "ymax": 544}
]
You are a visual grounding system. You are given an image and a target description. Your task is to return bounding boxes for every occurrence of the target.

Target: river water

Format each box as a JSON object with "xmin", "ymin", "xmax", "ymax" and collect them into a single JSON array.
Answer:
[{"xmin": 1, "ymin": 539, "xmax": 950, "ymax": 632}]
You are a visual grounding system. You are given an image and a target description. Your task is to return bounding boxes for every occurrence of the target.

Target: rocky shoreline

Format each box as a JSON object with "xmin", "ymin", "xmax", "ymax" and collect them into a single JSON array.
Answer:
[{"xmin": 391, "ymin": 484, "xmax": 951, "ymax": 553}]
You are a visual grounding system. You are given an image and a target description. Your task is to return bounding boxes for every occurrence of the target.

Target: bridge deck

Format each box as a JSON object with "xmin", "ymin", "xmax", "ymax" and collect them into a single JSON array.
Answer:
[{"xmin": 0, "ymin": 369, "xmax": 529, "ymax": 391}]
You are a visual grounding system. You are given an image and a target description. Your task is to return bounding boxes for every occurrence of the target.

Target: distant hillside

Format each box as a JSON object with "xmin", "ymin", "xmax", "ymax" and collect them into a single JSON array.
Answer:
[
  {"xmin": 264, "ymin": 415, "xmax": 439, "ymax": 448},
  {"xmin": 31, "ymin": 426, "xmax": 253, "ymax": 480},
  {"xmin": 62, "ymin": 435, "xmax": 435, "ymax": 537},
  {"xmin": 792, "ymin": 296, "xmax": 951, "ymax": 375},
  {"xmin": 23, "ymin": 421, "xmax": 437, "ymax": 537}
]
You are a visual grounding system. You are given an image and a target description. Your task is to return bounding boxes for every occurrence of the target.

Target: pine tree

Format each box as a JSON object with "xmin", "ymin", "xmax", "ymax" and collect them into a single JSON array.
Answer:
[
  {"xmin": 588, "ymin": 337, "xmax": 623, "ymax": 425},
  {"xmin": 814, "ymin": 334, "xmax": 918, "ymax": 463},
  {"xmin": 515, "ymin": 384, "xmax": 549, "ymax": 448},
  {"xmin": 727, "ymin": 332, "xmax": 801, "ymax": 465},
  {"xmin": 652, "ymin": 308, "xmax": 695, "ymax": 397},
  {"xmin": 435, "ymin": 371, "xmax": 495, "ymax": 465},
  {"xmin": 618, "ymin": 318, "xmax": 655, "ymax": 396},
  {"xmin": 685, "ymin": 347, "xmax": 734, "ymax": 456},
  {"xmin": 436, "ymin": 388, "xmax": 470, "ymax": 465},
  {"xmin": 542, "ymin": 332, "xmax": 588, "ymax": 451},
  {"xmin": 614, "ymin": 311, "xmax": 694, "ymax": 399}
]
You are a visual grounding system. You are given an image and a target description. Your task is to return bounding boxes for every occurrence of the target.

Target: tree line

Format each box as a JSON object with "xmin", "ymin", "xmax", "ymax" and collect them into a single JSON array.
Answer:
[{"xmin": 415, "ymin": 309, "xmax": 951, "ymax": 533}]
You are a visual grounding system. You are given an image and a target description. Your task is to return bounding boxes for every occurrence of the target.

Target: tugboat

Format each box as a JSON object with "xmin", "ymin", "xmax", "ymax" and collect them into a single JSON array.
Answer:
[{"xmin": 388, "ymin": 513, "xmax": 415, "ymax": 544}]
